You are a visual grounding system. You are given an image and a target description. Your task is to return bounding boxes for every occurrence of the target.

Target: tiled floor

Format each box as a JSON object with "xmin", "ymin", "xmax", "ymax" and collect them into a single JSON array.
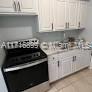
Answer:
[{"xmin": 47, "ymin": 68, "xmax": 92, "ymax": 92}]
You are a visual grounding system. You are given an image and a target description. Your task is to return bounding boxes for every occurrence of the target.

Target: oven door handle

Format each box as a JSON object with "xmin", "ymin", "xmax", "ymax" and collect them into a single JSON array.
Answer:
[{"xmin": 4, "ymin": 58, "xmax": 48, "ymax": 72}]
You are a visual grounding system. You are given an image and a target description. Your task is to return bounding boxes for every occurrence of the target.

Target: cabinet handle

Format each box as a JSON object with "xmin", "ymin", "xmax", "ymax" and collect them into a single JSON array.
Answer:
[
  {"xmin": 58, "ymin": 61, "xmax": 60, "ymax": 67},
  {"xmin": 17, "ymin": 1, "xmax": 21, "ymax": 11},
  {"xmin": 73, "ymin": 56, "xmax": 75, "ymax": 62},
  {"xmin": 75, "ymin": 56, "xmax": 76, "ymax": 61},
  {"xmin": 52, "ymin": 23, "xmax": 54, "ymax": 30},
  {"xmin": 68, "ymin": 22, "xmax": 69, "ymax": 28},
  {"xmin": 78, "ymin": 22, "xmax": 80, "ymax": 28},
  {"xmin": 65, "ymin": 22, "xmax": 67, "ymax": 29},
  {"xmin": 13, "ymin": 1, "xmax": 17, "ymax": 11},
  {"xmin": 53, "ymin": 57, "xmax": 54, "ymax": 60}
]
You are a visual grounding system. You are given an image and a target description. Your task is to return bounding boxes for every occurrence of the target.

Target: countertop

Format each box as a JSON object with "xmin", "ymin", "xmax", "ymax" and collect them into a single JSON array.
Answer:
[{"xmin": 42, "ymin": 47, "xmax": 91, "ymax": 56}]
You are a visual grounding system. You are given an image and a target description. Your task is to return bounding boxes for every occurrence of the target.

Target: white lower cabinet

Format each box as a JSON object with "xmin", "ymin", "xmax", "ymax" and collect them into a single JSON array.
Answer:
[
  {"xmin": 48, "ymin": 50, "xmax": 91, "ymax": 83},
  {"xmin": 48, "ymin": 54, "xmax": 59, "ymax": 83},
  {"xmin": 61, "ymin": 57, "xmax": 73, "ymax": 77}
]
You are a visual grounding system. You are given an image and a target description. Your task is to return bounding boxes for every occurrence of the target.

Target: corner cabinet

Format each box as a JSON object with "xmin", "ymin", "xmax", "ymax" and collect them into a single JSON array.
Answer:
[{"xmin": 0, "ymin": 0, "xmax": 37, "ymax": 14}]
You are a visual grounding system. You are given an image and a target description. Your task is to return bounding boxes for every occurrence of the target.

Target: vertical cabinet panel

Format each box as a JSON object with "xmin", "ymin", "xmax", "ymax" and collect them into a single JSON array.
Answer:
[
  {"xmin": 80, "ymin": 51, "xmax": 91, "ymax": 68},
  {"xmin": 53, "ymin": 0, "xmax": 66, "ymax": 31},
  {"xmin": 62, "ymin": 57, "xmax": 73, "ymax": 77},
  {"xmin": 48, "ymin": 55, "xmax": 59, "ymax": 83},
  {"xmin": 38, "ymin": 0, "xmax": 52, "ymax": 32},
  {"xmin": 78, "ymin": 1, "xmax": 88, "ymax": 28},
  {"xmin": 75, "ymin": 50, "xmax": 91, "ymax": 72},
  {"xmin": 68, "ymin": 1, "xmax": 78, "ymax": 29},
  {"xmin": 75, "ymin": 54, "xmax": 83, "ymax": 71}
]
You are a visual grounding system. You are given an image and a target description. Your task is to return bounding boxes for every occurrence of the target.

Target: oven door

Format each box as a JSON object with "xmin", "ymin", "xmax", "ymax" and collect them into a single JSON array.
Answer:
[{"xmin": 3, "ymin": 58, "xmax": 49, "ymax": 92}]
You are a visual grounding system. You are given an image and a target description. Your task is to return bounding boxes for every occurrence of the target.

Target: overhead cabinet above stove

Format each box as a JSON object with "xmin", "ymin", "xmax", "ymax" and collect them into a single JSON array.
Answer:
[
  {"xmin": 38, "ymin": 0, "xmax": 89, "ymax": 32},
  {"xmin": 0, "ymin": 0, "xmax": 38, "ymax": 15}
]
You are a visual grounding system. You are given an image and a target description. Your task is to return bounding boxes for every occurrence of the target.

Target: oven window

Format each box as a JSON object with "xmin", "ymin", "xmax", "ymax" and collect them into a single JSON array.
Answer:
[{"xmin": 3, "ymin": 61, "xmax": 49, "ymax": 92}]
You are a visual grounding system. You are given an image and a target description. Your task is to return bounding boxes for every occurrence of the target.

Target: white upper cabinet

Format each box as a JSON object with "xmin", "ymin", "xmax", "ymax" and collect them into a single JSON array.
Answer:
[
  {"xmin": 38, "ymin": 0, "xmax": 52, "ymax": 32},
  {"xmin": 0, "ymin": 0, "xmax": 37, "ymax": 14},
  {"xmin": 38, "ymin": 0, "xmax": 89, "ymax": 32},
  {"xmin": 68, "ymin": 0, "xmax": 78, "ymax": 29},
  {"xmin": 0, "ymin": 0, "xmax": 15, "ymax": 12},
  {"xmin": 19, "ymin": 0, "xmax": 37, "ymax": 13},
  {"xmin": 53, "ymin": 0, "xmax": 67, "ymax": 31},
  {"xmin": 78, "ymin": 1, "xmax": 88, "ymax": 28}
]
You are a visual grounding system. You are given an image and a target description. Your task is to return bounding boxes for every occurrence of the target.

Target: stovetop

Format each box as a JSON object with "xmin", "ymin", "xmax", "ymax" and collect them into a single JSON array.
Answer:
[{"xmin": 3, "ymin": 47, "xmax": 47, "ymax": 68}]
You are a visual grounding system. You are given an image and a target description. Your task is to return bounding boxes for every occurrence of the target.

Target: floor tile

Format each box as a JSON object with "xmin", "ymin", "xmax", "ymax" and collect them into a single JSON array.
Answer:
[
  {"xmin": 72, "ymin": 78, "xmax": 92, "ymax": 92},
  {"xmin": 47, "ymin": 87, "xmax": 57, "ymax": 92},
  {"xmin": 62, "ymin": 85, "xmax": 77, "ymax": 92},
  {"xmin": 47, "ymin": 69, "xmax": 92, "ymax": 92}
]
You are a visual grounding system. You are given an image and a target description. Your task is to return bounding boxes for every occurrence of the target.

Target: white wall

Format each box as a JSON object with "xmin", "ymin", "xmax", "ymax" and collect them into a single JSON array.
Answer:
[
  {"xmin": 0, "ymin": 16, "xmax": 37, "ymax": 41},
  {"xmin": 80, "ymin": 0, "xmax": 92, "ymax": 42}
]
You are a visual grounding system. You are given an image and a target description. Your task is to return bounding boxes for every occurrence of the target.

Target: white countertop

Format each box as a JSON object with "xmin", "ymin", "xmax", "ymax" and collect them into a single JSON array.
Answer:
[{"xmin": 42, "ymin": 47, "xmax": 91, "ymax": 56}]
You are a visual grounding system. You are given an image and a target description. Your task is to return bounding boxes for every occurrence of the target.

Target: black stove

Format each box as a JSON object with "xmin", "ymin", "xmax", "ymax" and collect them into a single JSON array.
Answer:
[{"xmin": 2, "ymin": 39, "xmax": 49, "ymax": 92}]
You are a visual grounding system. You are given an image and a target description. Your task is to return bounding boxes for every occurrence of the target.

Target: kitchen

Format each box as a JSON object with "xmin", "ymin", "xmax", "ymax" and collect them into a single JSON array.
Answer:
[{"xmin": 0, "ymin": 0, "xmax": 92, "ymax": 92}]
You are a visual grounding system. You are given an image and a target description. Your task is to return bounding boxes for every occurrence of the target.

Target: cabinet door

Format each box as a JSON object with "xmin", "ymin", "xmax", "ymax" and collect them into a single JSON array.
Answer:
[
  {"xmin": 78, "ymin": 1, "xmax": 88, "ymax": 28},
  {"xmin": 0, "ymin": 0, "xmax": 14, "ymax": 12},
  {"xmin": 75, "ymin": 54, "xmax": 83, "ymax": 71},
  {"xmin": 62, "ymin": 57, "xmax": 73, "ymax": 77},
  {"xmin": 48, "ymin": 55, "xmax": 58, "ymax": 83},
  {"xmin": 53, "ymin": 0, "xmax": 66, "ymax": 31},
  {"xmin": 80, "ymin": 51, "xmax": 91, "ymax": 68},
  {"xmin": 20, "ymin": 0, "xmax": 36, "ymax": 13},
  {"xmin": 38, "ymin": 0, "xmax": 52, "ymax": 32},
  {"xmin": 68, "ymin": 1, "xmax": 78, "ymax": 29}
]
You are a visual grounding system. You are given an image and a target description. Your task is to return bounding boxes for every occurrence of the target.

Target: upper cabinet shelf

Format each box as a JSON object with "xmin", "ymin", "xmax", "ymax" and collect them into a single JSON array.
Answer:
[
  {"xmin": 38, "ymin": 0, "xmax": 89, "ymax": 32},
  {"xmin": 0, "ymin": 0, "xmax": 38, "ymax": 15}
]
